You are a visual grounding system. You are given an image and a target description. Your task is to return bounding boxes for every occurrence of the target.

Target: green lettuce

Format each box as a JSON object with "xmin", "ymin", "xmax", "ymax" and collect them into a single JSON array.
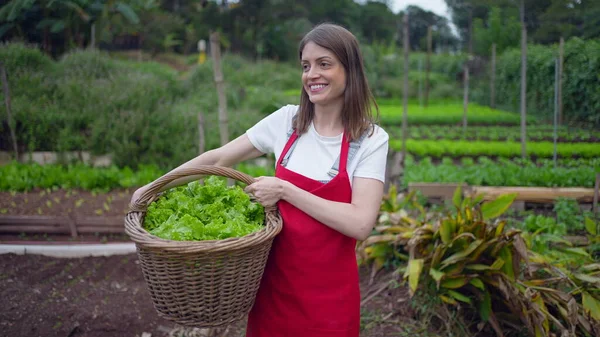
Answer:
[{"xmin": 144, "ymin": 176, "xmax": 264, "ymax": 241}]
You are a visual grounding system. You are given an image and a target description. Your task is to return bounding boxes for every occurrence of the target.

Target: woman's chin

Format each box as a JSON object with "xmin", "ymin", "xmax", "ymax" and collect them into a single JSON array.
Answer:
[{"xmin": 308, "ymin": 94, "xmax": 327, "ymax": 105}]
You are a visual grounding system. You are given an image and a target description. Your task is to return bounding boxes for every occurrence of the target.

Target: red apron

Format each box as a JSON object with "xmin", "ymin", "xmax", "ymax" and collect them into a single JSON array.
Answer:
[{"xmin": 246, "ymin": 131, "xmax": 360, "ymax": 337}]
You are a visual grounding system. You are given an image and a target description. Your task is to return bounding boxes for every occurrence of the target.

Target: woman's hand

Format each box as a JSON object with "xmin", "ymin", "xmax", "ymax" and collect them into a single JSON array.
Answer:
[{"xmin": 244, "ymin": 177, "xmax": 287, "ymax": 207}]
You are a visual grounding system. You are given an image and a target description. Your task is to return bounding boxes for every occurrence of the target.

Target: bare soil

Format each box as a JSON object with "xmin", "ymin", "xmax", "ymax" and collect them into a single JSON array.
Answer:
[
  {"xmin": 0, "ymin": 253, "xmax": 432, "ymax": 337},
  {"xmin": 0, "ymin": 189, "xmax": 437, "ymax": 337},
  {"xmin": 0, "ymin": 188, "xmax": 132, "ymax": 243}
]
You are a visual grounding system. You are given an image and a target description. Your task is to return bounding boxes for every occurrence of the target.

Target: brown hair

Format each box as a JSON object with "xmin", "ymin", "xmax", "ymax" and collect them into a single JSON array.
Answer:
[{"xmin": 296, "ymin": 23, "xmax": 379, "ymax": 141}]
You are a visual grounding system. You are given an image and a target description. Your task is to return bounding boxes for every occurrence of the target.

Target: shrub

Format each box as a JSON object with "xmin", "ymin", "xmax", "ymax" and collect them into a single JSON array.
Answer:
[{"xmin": 0, "ymin": 42, "xmax": 53, "ymax": 74}]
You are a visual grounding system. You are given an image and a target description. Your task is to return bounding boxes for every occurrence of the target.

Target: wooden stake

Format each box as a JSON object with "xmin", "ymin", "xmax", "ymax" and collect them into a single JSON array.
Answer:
[
  {"xmin": 425, "ymin": 25, "xmax": 432, "ymax": 107},
  {"xmin": 520, "ymin": 0, "xmax": 527, "ymax": 159},
  {"xmin": 558, "ymin": 37, "xmax": 564, "ymax": 125},
  {"xmin": 401, "ymin": 14, "xmax": 409, "ymax": 175},
  {"xmin": 490, "ymin": 43, "xmax": 496, "ymax": 109},
  {"xmin": 463, "ymin": 63, "xmax": 469, "ymax": 132},
  {"xmin": 210, "ymin": 31, "xmax": 229, "ymax": 147},
  {"xmin": 0, "ymin": 62, "xmax": 18, "ymax": 160}
]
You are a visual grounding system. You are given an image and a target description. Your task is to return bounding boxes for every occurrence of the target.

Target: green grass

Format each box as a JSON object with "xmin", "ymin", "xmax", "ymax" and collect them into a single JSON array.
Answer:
[
  {"xmin": 379, "ymin": 103, "xmax": 534, "ymax": 126},
  {"xmin": 390, "ymin": 139, "xmax": 600, "ymax": 159},
  {"xmin": 387, "ymin": 125, "xmax": 600, "ymax": 142}
]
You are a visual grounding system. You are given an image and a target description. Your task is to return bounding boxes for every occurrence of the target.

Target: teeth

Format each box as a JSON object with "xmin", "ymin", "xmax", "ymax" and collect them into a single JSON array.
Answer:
[{"xmin": 310, "ymin": 84, "xmax": 327, "ymax": 91}]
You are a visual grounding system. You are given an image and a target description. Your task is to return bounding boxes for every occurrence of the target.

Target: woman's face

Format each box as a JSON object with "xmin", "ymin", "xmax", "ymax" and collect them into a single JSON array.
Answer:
[{"xmin": 301, "ymin": 41, "xmax": 346, "ymax": 108}]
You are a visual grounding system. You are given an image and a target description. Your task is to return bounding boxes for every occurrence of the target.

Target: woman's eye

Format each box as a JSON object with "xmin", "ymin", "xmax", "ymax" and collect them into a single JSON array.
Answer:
[
  {"xmin": 302, "ymin": 64, "xmax": 309, "ymax": 72},
  {"xmin": 321, "ymin": 62, "xmax": 329, "ymax": 67}
]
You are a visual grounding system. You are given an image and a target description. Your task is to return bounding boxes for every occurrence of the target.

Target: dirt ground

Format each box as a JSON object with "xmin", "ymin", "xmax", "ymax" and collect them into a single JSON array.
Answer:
[
  {"xmin": 0, "ymin": 189, "xmax": 433, "ymax": 337},
  {"xmin": 0, "ymin": 252, "xmax": 427, "ymax": 337},
  {"xmin": 0, "ymin": 188, "xmax": 133, "ymax": 243},
  {"xmin": 0, "ymin": 188, "xmax": 132, "ymax": 217}
]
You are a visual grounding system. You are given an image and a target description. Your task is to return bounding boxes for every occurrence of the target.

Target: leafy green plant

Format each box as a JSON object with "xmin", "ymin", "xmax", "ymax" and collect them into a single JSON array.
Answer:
[
  {"xmin": 585, "ymin": 217, "xmax": 600, "ymax": 259},
  {"xmin": 404, "ymin": 156, "xmax": 599, "ymax": 188},
  {"xmin": 360, "ymin": 187, "xmax": 600, "ymax": 336},
  {"xmin": 144, "ymin": 176, "xmax": 264, "ymax": 241},
  {"xmin": 0, "ymin": 161, "xmax": 273, "ymax": 192},
  {"xmin": 388, "ymin": 125, "xmax": 600, "ymax": 142},
  {"xmin": 390, "ymin": 139, "xmax": 600, "ymax": 159},
  {"xmin": 379, "ymin": 103, "xmax": 531, "ymax": 126},
  {"xmin": 554, "ymin": 197, "xmax": 586, "ymax": 233}
]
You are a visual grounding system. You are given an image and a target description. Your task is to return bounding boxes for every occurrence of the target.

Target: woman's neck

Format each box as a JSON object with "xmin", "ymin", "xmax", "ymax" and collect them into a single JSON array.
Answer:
[{"xmin": 313, "ymin": 102, "xmax": 344, "ymax": 137}]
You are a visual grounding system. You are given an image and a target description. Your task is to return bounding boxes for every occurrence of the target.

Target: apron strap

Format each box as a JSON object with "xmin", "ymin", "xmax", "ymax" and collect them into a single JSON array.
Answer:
[
  {"xmin": 281, "ymin": 116, "xmax": 368, "ymax": 178},
  {"xmin": 326, "ymin": 130, "xmax": 368, "ymax": 178},
  {"xmin": 280, "ymin": 114, "xmax": 298, "ymax": 167}
]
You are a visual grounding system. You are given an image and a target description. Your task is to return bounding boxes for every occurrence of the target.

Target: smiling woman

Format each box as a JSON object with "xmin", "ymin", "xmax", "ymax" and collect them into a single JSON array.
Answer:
[{"xmin": 131, "ymin": 23, "xmax": 390, "ymax": 337}]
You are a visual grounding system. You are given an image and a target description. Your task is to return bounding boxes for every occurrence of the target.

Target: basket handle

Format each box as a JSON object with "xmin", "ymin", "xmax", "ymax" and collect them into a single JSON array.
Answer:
[{"xmin": 129, "ymin": 165, "xmax": 256, "ymax": 213}]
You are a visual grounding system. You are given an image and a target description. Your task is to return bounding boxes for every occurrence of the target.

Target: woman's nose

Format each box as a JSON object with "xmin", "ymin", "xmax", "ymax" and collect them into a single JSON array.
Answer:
[{"xmin": 307, "ymin": 66, "xmax": 320, "ymax": 79}]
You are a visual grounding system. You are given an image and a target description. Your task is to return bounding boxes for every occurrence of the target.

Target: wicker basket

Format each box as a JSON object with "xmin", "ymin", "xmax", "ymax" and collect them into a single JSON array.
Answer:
[{"xmin": 124, "ymin": 166, "xmax": 282, "ymax": 328}]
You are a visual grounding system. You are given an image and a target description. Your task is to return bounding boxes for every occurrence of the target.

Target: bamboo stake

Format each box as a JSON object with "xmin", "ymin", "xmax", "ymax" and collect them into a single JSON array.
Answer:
[
  {"xmin": 520, "ymin": 0, "xmax": 527, "ymax": 159},
  {"xmin": 425, "ymin": 25, "xmax": 432, "ymax": 107},
  {"xmin": 558, "ymin": 37, "xmax": 564, "ymax": 125},
  {"xmin": 490, "ymin": 43, "xmax": 496, "ymax": 109},
  {"xmin": 463, "ymin": 63, "xmax": 469, "ymax": 133},
  {"xmin": 401, "ymin": 14, "xmax": 409, "ymax": 174}
]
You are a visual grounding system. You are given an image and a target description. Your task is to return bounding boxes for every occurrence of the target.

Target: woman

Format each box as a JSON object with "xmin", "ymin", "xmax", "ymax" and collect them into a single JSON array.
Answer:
[{"xmin": 132, "ymin": 23, "xmax": 389, "ymax": 337}]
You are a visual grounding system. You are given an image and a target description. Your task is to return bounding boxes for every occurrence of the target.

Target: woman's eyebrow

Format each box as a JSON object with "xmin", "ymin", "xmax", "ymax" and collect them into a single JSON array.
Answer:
[{"xmin": 301, "ymin": 56, "xmax": 333, "ymax": 63}]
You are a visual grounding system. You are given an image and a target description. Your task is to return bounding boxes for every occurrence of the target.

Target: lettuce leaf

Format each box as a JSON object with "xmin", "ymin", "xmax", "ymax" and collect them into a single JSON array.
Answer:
[{"xmin": 144, "ymin": 176, "xmax": 264, "ymax": 241}]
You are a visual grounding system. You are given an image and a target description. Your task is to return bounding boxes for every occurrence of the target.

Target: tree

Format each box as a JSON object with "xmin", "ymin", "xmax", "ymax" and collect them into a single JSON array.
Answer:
[
  {"xmin": 445, "ymin": 0, "xmax": 489, "ymax": 53},
  {"xmin": 0, "ymin": 0, "xmax": 91, "ymax": 52},
  {"xmin": 581, "ymin": 0, "xmax": 600, "ymax": 38},
  {"xmin": 398, "ymin": 5, "xmax": 458, "ymax": 52},
  {"xmin": 473, "ymin": 6, "xmax": 520, "ymax": 55},
  {"xmin": 357, "ymin": 1, "xmax": 396, "ymax": 45},
  {"xmin": 534, "ymin": 0, "xmax": 582, "ymax": 43},
  {"xmin": 0, "ymin": 0, "xmax": 139, "ymax": 52},
  {"xmin": 87, "ymin": 0, "xmax": 140, "ymax": 48}
]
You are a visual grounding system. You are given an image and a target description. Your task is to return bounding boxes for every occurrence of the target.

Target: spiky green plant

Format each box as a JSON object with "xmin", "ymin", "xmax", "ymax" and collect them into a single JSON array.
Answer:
[{"xmin": 360, "ymin": 187, "xmax": 600, "ymax": 336}]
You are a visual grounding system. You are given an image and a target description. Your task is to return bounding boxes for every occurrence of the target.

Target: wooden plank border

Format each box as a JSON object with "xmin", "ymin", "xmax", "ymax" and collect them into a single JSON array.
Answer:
[
  {"xmin": 408, "ymin": 183, "xmax": 596, "ymax": 204},
  {"xmin": 0, "ymin": 215, "xmax": 125, "ymax": 235}
]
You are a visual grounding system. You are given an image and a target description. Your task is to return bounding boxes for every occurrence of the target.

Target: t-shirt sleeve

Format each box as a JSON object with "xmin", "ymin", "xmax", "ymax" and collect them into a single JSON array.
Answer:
[
  {"xmin": 246, "ymin": 105, "xmax": 296, "ymax": 154},
  {"xmin": 353, "ymin": 127, "xmax": 389, "ymax": 183}
]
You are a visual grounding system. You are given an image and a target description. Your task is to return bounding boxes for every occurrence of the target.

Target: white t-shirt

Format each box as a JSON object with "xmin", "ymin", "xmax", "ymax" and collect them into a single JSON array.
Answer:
[{"xmin": 246, "ymin": 105, "xmax": 389, "ymax": 185}]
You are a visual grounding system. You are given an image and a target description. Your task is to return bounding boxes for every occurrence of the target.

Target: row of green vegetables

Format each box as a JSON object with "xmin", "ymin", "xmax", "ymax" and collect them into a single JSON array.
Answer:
[
  {"xmin": 390, "ymin": 139, "xmax": 600, "ymax": 158},
  {"xmin": 379, "ymin": 103, "xmax": 533, "ymax": 126},
  {"xmin": 405, "ymin": 156, "xmax": 599, "ymax": 188},
  {"xmin": 387, "ymin": 125, "xmax": 600, "ymax": 142},
  {"xmin": 1, "ymin": 157, "xmax": 597, "ymax": 192}
]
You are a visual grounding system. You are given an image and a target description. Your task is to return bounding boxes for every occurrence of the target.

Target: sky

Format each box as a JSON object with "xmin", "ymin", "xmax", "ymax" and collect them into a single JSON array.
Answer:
[
  {"xmin": 389, "ymin": 0, "xmax": 451, "ymax": 18},
  {"xmin": 389, "ymin": 0, "xmax": 458, "ymax": 35}
]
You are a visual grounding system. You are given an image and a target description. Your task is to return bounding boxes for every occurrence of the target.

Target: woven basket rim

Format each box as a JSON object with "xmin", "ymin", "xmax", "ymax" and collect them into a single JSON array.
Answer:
[{"xmin": 125, "ymin": 211, "xmax": 281, "ymax": 253}]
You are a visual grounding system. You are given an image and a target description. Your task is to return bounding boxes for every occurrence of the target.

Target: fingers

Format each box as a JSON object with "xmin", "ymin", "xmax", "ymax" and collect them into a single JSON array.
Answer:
[
  {"xmin": 244, "ymin": 176, "xmax": 264, "ymax": 193},
  {"xmin": 244, "ymin": 184, "xmax": 255, "ymax": 194}
]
